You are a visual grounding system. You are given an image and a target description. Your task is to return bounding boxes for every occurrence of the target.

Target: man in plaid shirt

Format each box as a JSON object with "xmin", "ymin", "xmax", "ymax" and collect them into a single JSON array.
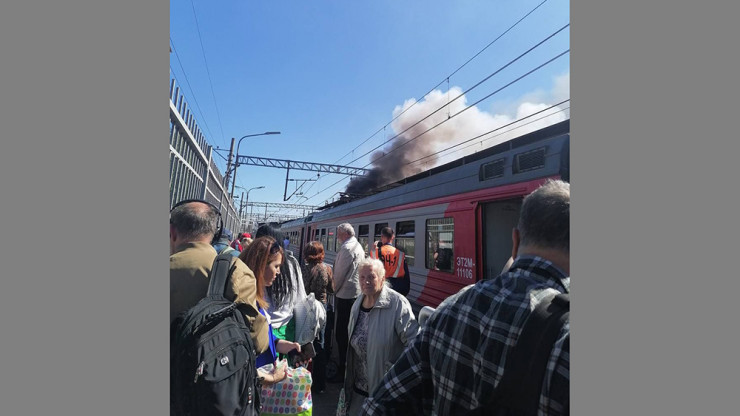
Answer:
[{"xmin": 362, "ymin": 179, "xmax": 570, "ymax": 415}]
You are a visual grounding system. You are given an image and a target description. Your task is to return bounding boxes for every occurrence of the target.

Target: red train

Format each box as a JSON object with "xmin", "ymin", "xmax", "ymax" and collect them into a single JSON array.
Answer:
[{"xmin": 280, "ymin": 120, "xmax": 569, "ymax": 308}]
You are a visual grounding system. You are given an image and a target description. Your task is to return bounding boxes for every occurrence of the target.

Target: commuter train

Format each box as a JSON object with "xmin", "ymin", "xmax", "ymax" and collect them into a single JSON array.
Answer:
[{"xmin": 280, "ymin": 120, "xmax": 569, "ymax": 308}]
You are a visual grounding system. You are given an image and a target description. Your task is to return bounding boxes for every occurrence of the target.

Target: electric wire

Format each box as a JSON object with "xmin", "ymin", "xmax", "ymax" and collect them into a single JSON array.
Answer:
[
  {"xmin": 304, "ymin": 104, "xmax": 570, "ymax": 204},
  {"xmin": 298, "ymin": 21, "xmax": 568, "ymax": 203},
  {"xmin": 170, "ymin": 38, "xmax": 216, "ymax": 141},
  {"xmin": 347, "ymin": 27, "xmax": 569, "ymax": 167},
  {"xmin": 405, "ymin": 101, "xmax": 570, "ymax": 169},
  {"xmin": 330, "ymin": 0, "xmax": 553, "ymax": 166},
  {"xmin": 298, "ymin": 0, "xmax": 557, "ymax": 202},
  {"xmin": 189, "ymin": 0, "xmax": 227, "ymax": 148},
  {"xmin": 423, "ymin": 106, "xmax": 570, "ymax": 164},
  {"xmin": 361, "ymin": 49, "xmax": 569, "ymax": 170}
]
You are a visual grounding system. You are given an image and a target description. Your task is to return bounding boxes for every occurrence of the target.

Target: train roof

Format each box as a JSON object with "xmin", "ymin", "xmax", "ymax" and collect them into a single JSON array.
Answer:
[{"xmin": 281, "ymin": 119, "xmax": 569, "ymax": 228}]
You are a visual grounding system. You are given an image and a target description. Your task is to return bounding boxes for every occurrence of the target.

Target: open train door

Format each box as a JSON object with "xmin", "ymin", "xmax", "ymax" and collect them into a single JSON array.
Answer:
[{"xmin": 480, "ymin": 198, "xmax": 522, "ymax": 280}]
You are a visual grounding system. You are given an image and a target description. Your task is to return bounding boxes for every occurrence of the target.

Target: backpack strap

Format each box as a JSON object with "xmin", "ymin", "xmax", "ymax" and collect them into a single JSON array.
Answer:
[
  {"xmin": 496, "ymin": 292, "xmax": 570, "ymax": 415},
  {"xmin": 463, "ymin": 292, "xmax": 570, "ymax": 416},
  {"xmin": 207, "ymin": 253, "xmax": 237, "ymax": 297},
  {"xmin": 218, "ymin": 244, "xmax": 235, "ymax": 255}
]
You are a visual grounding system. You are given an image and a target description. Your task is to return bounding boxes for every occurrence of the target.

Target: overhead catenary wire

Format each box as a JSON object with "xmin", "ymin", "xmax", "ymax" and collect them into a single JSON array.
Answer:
[
  {"xmin": 316, "ymin": 51, "xmax": 570, "ymax": 206},
  {"xmin": 303, "ymin": 103, "xmax": 570, "ymax": 204},
  {"xmin": 405, "ymin": 101, "xmax": 570, "ymax": 169},
  {"xmin": 361, "ymin": 49, "xmax": 570, "ymax": 170},
  {"xmin": 170, "ymin": 38, "xmax": 216, "ymax": 142},
  {"xmin": 297, "ymin": 0, "xmax": 557, "ymax": 204},
  {"xmin": 346, "ymin": 27, "xmax": 570, "ymax": 167},
  {"xmin": 330, "ymin": 0, "xmax": 553, "ymax": 167},
  {"xmin": 297, "ymin": 20, "xmax": 568, "ymax": 203},
  {"xmin": 276, "ymin": 102, "xmax": 565, "ymax": 216},
  {"xmin": 189, "ymin": 0, "xmax": 227, "ymax": 149},
  {"xmin": 299, "ymin": 70, "xmax": 567, "ymax": 209},
  {"xmin": 424, "ymin": 106, "xmax": 571, "ymax": 164}
]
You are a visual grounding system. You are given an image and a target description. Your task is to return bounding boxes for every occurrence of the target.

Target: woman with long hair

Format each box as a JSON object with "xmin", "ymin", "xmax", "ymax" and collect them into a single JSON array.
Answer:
[
  {"xmin": 255, "ymin": 225, "xmax": 306, "ymax": 358},
  {"xmin": 301, "ymin": 240, "xmax": 334, "ymax": 393},
  {"xmin": 239, "ymin": 236, "xmax": 302, "ymax": 384}
]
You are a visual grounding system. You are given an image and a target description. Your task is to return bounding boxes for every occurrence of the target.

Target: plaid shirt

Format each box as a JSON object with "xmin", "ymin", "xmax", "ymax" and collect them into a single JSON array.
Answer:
[{"xmin": 362, "ymin": 256, "xmax": 570, "ymax": 415}]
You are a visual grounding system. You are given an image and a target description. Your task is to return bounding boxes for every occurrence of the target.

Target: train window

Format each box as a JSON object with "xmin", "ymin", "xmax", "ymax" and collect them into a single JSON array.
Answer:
[
  {"xmin": 358, "ymin": 225, "xmax": 369, "ymax": 256},
  {"xmin": 426, "ymin": 218, "xmax": 454, "ymax": 273},
  {"xmin": 395, "ymin": 220, "xmax": 415, "ymax": 267},
  {"xmin": 327, "ymin": 227, "xmax": 336, "ymax": 252},
  {"xmin": 320, "ymin": 228, "xmax": 327, "ymax": 249},
  {"xmin": 374, "ymin": 223, "xmax": 388, "ymax": 243}
]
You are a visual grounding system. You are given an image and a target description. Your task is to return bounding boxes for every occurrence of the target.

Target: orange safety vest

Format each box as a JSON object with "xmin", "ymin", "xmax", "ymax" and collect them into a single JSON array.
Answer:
[{"xmin": 369, "ymin": 243, "xmax": 406, "ymax": 279}]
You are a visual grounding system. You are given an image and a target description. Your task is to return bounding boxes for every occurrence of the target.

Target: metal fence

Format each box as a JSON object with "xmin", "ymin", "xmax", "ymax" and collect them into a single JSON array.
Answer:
[{"xmin": 169, "ymin": 76, "xmax": 241, "ymax": 233}]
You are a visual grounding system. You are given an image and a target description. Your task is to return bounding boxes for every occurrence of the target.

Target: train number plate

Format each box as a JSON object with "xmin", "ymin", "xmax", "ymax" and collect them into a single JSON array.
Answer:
[{"xmin": 456, "ymin": 257, "xmax": 475, "ymax": 279}]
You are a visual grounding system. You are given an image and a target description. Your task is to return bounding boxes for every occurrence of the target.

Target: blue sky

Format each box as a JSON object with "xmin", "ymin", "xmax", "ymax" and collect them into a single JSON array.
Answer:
[{"xmin": 170, "ymin": 0, "xmax": 569, "ymax": 221}]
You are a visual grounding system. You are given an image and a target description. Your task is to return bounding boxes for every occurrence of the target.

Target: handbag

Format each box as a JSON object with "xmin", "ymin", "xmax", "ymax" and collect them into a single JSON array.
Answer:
[
  {"xmin": 293, "ymin": 292, "xmax": 326, "ymax": 345},
  {"xmin": 259, "ymin": 362, "xmax": 313, "ymax": 416}
]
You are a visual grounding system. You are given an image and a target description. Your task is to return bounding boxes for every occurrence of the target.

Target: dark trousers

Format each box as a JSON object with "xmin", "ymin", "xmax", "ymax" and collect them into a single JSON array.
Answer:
[
  {"xmin": 324, "ymin": 307, "xmax": 334, "ymax": 359},
  {"xmin": 334, "ymin": 297, "xmax": 356, "ymax": 372},
  {"xmin": 389, "ymin": 275, "xmax": 410, "ymax": 296},
  {"xmin": 312, "ymin": 323, "xmax": 327, "ymax": 391}
]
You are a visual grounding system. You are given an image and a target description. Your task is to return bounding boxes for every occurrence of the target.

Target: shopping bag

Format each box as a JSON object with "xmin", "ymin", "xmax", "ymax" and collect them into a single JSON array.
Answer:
[
  {"xmin": 259, "ymin": 362, "xmax": 313, "ymax": 416},
  {"xmin": 293, "ymin": 292, "xmax": 326, "ymax": 345}
]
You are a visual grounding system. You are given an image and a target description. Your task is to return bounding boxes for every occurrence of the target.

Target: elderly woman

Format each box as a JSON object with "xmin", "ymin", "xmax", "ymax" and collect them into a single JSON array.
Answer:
[{"xmin": 340, "ymin": 258, "xmax": 420, "ymax": 415}]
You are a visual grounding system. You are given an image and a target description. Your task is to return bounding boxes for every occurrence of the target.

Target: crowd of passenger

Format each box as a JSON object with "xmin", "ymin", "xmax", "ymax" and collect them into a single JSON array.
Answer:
[{"xmin": 170, "ymin": 179, "xmax": 570, "ymax": 415}]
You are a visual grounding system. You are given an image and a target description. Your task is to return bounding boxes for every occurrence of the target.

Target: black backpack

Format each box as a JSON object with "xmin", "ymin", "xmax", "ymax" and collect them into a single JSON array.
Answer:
[
  {"xmin": 170, "ymin": 253, "xmax": 261, "ymax": 416},
  {"xmin": 464, "ymin": 292, "xmax": 570, "ymax": 416}
]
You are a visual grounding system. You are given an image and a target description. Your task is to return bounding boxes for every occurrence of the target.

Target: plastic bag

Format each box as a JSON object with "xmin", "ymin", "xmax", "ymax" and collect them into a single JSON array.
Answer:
[
  {"xmin": 335, "ymin": 387, "xmax": 347, "ymax": 416},
  {"xmin": 259, "ymin": 361, "xmax": 313, "ymax": 416},
  {"xmin": 293, "ymin": 292, "xmax": 326, "ymax": 345}
]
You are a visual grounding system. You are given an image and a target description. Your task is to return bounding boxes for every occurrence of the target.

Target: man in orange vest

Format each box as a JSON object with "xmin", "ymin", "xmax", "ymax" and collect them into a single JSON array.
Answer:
[{"xmin": 369, "ymin": 226, "xmax": 411, "ymax": 296}]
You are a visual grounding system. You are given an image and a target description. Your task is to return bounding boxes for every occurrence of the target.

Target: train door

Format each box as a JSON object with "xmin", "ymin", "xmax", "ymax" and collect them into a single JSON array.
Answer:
[{"xmin": 481, "ymin": 199, "xmax": 522, "ymax": 280}]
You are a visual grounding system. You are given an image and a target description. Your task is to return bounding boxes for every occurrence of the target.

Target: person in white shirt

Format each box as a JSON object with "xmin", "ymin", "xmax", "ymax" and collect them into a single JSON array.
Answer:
[{"xmin": 329, "ymin": 222, "xmax": 366, "ymax": 382}]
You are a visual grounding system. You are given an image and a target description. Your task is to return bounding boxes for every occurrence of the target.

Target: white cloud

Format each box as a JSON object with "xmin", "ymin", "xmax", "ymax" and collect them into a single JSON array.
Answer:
[{"xmin": 346, "ymin": 71, "xmax": 570, "ymax": 193}]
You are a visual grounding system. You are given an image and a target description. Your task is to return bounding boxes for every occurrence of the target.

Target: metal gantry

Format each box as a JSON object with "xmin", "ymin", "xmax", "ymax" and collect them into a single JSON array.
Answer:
[
  {"xmin": 233, "ymin": 155, "xmax": 370, "ymax": 201},
  {"xmin": 242, "ymin": 201, "xmax": 321, "ymax": 225},
  {"xmin": 246, "ymin": 202, "xmax": 321, "ymax": 210},
  {"xmin": 234, "ymin": 155, "xmax": 370, "ymax": 176}
]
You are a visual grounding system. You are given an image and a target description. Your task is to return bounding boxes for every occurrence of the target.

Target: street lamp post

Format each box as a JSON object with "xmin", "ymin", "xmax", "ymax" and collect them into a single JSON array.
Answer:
[
  {"xmin": 228, "ymin": 131, "xmax": 280, "ymax": 200},
  {"xmin": 235, "ymin": 185, "xmax": 264, "ymax": 233}
]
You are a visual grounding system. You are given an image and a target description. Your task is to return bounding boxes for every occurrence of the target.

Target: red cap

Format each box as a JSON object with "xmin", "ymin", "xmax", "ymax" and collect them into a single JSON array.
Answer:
[{"xmin": 242, "ymin": 233, "xmax": 251, "ymax": 239}]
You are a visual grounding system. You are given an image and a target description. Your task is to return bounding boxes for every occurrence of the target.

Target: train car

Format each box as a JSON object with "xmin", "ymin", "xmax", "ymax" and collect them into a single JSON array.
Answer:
[{"xmin": 281, "ymin": 120, "xmax": 569, "ymax": 308}]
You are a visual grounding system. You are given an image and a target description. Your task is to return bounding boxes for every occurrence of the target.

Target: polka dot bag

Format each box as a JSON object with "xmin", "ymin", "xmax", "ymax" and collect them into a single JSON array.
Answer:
[{"xmin": 259, "ymin": 363, "xmax": 313, "ymax": 416}]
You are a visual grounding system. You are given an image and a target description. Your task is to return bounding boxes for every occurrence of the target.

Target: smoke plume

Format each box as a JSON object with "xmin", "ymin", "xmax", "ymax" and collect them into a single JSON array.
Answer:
[{"xmin": 345, "ymin": 72, "xmax": 569, "ymax": 195}]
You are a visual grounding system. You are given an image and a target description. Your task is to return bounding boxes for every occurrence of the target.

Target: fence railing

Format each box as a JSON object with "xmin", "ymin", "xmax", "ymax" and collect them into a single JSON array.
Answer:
[{"xmin": 169, "ymin": 74, "xmax": 240, "ymax": 233}]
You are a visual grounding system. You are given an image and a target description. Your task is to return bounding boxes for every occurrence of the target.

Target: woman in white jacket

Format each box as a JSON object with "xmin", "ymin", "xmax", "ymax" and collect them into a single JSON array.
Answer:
[{"xmin": 339, "ymin": 258, "xmax": 420, "ymax": 415}]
